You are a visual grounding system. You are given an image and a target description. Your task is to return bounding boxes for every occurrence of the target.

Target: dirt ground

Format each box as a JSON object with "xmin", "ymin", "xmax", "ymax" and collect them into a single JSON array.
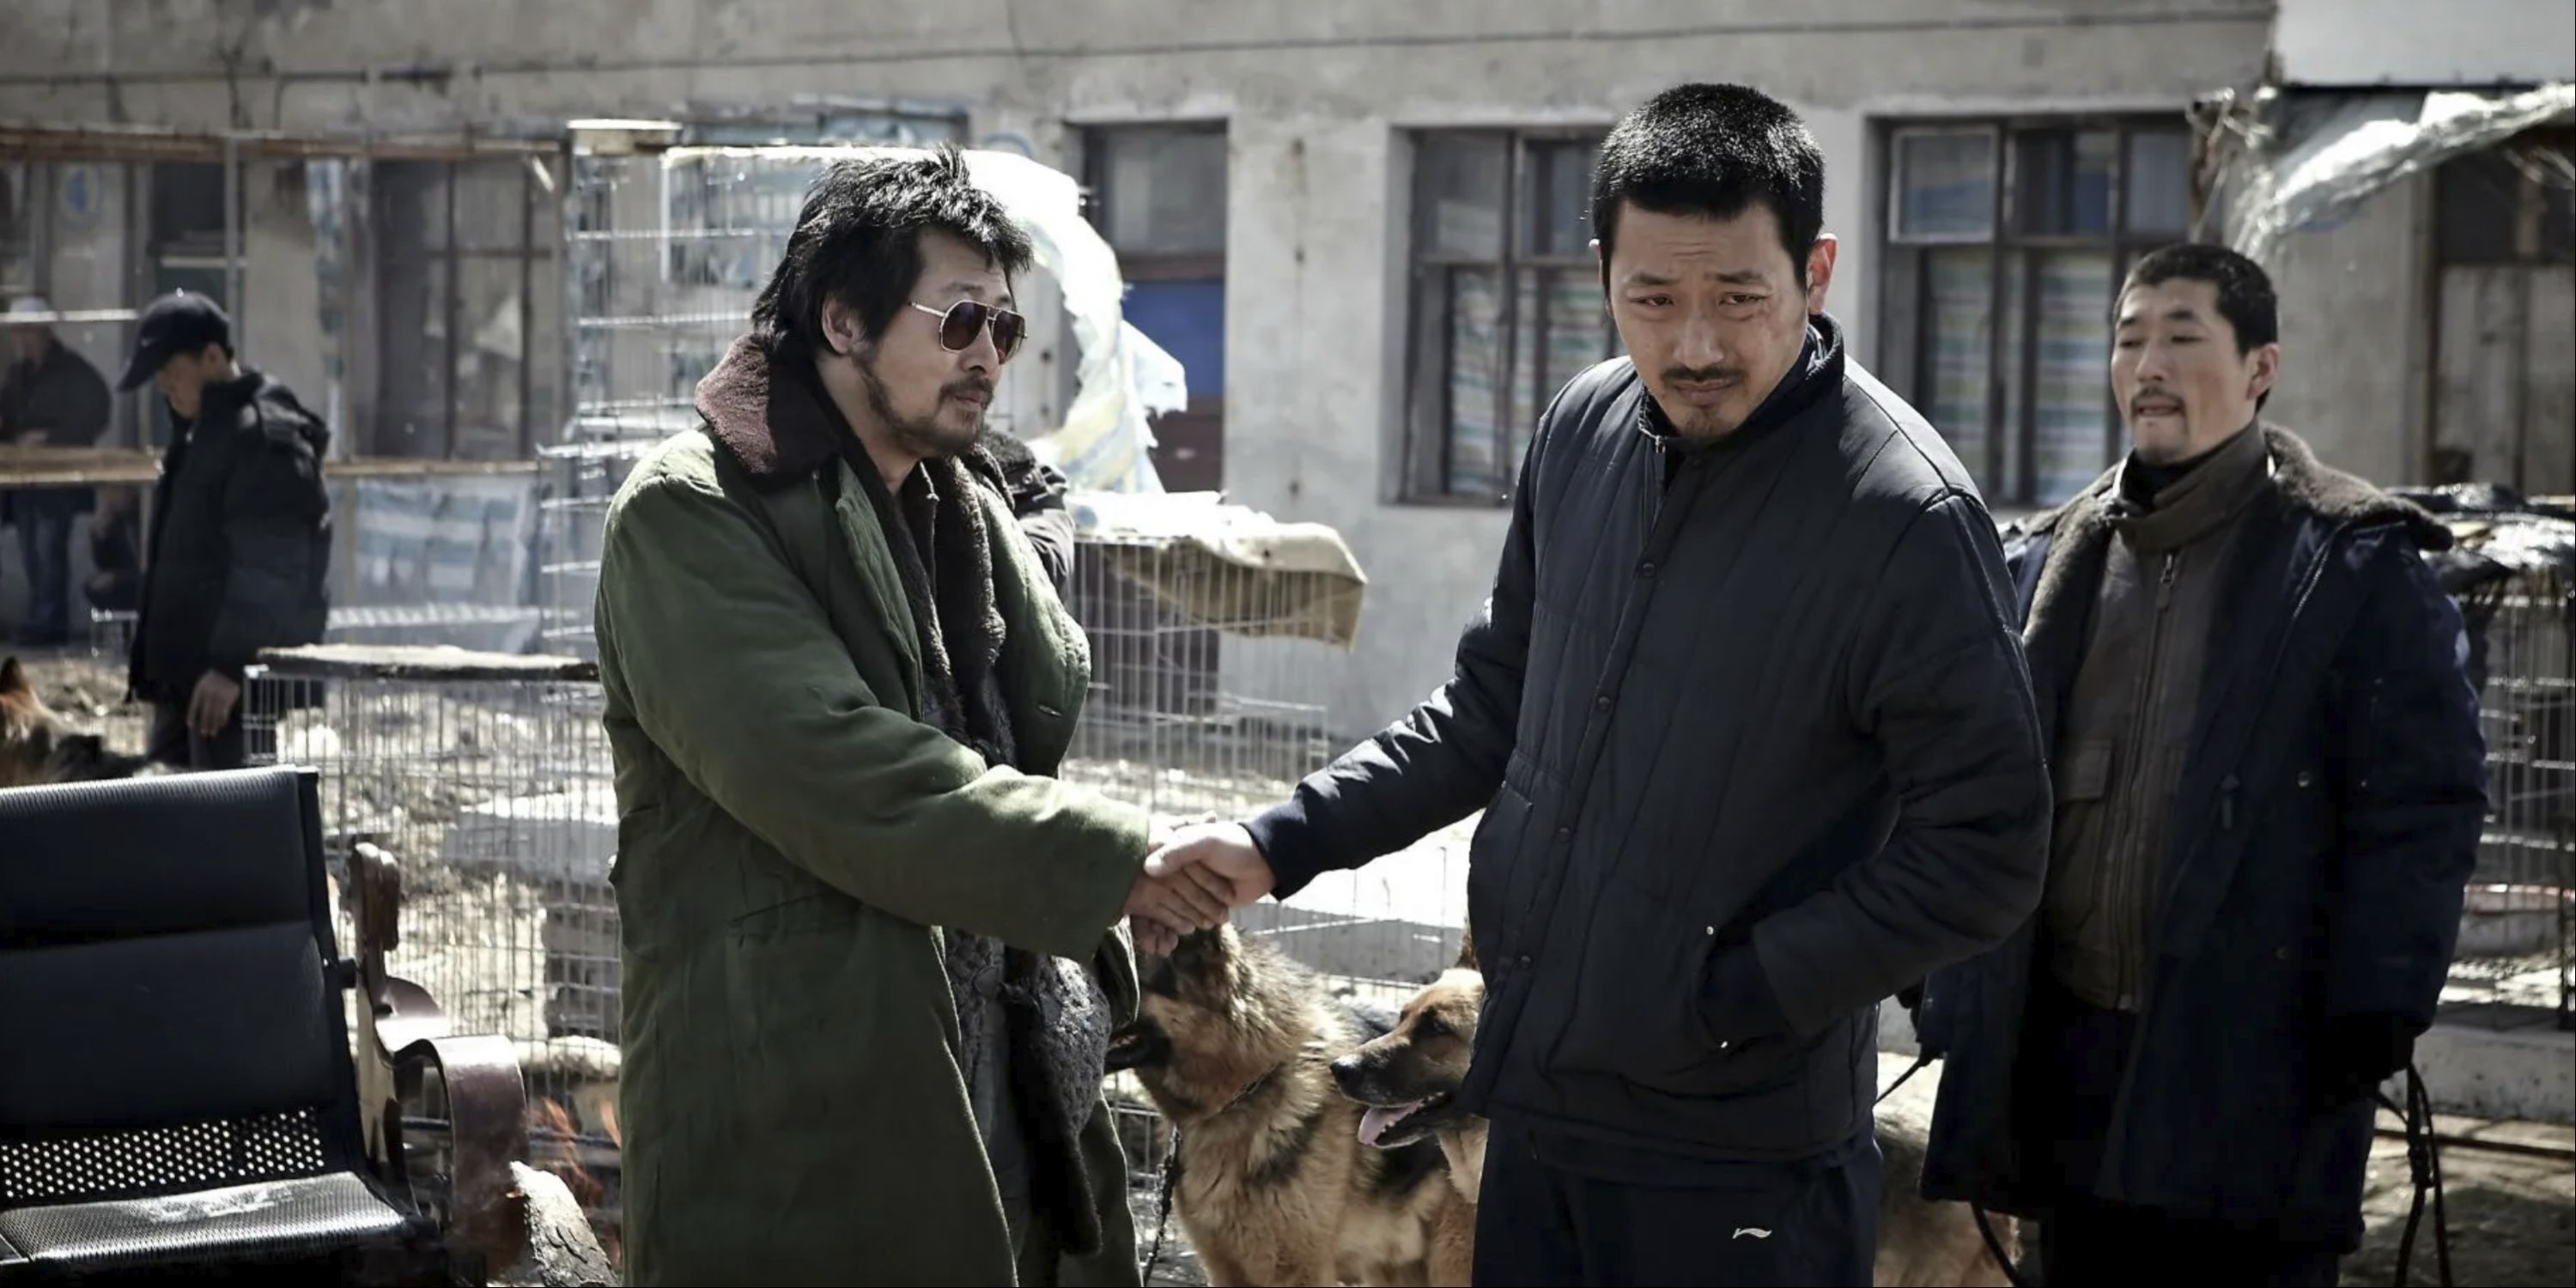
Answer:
[
  {"xmin": 14, "ymin": 647, "xmax": 149, "ymax": 750},
  {"xmin": 2346, "ymin": 1115, "xmax": 2575, "ymax": 1287}
]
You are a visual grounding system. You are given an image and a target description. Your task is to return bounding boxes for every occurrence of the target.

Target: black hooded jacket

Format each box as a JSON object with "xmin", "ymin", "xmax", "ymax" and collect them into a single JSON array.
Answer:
[{"xmin": 130, "ymin": 369, "xmax": 331, "ymax": 701}]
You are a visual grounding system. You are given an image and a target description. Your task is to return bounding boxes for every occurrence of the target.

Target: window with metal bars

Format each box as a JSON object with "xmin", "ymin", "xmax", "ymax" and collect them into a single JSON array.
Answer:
[
  {"xmin": 1876, "ymin": 118, "xmax": 2196, "ymax": 508},
  {"xmin": 372, "ymin": 158, "xmax": 562, "ymax": 460},
  {"xmin": 1400, "ymin": 130, "xmax": 1618, "ymax": 505},
  {"xmin": 2427, "ymin": 128, "xmax": 2573, "ymax": 491}
]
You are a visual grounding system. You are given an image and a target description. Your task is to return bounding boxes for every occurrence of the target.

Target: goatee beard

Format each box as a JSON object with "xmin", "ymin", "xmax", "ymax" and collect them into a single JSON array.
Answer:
[{"xmin": 860, "ymin": 353, "xmax": 984, "ymax": 460}]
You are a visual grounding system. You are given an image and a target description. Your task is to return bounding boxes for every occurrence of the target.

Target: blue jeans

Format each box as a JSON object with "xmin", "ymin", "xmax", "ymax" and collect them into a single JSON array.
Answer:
[{"xmin": 9, "ymin": 489, "xmax": 81, "ymax": 645}]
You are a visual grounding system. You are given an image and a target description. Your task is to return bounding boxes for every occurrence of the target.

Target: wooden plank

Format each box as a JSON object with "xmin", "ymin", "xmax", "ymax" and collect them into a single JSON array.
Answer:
[
  {"xmin": 2435, "ymin": 266, "xmax": 2530, "ymax": 487},
  {"xmin": 0, "ymin": 122, "xmax": 556, "ymax": 165},
  {"xmin": 0, "ymin": 447, "xmax": 540, "ymax": 488},
  {"xmin": 253, "ymin": 642, "xmax": 593, "ymax": 683},
  {"xmin": 2521, "ymin": 267, "xmax": 2574, "ymax": 496}
]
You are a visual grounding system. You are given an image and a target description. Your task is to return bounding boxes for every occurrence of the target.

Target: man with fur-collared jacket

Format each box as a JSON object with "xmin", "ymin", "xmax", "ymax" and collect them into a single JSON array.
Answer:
[{"xmin": 1913, "ymin": 244, "xmax": 2488, "ymax": 1287}]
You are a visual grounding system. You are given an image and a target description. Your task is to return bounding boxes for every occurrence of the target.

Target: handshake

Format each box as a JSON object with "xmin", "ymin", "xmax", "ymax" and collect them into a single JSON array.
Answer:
[{"xmin": 1121, "ymin": 820, "xmax": 1278, "ymax": 957}]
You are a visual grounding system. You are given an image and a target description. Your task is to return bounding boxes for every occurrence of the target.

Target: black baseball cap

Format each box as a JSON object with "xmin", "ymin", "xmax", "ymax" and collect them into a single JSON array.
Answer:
[{"xmin": 118, "ymin": 290, "xmax": 233, "ymax": 391}]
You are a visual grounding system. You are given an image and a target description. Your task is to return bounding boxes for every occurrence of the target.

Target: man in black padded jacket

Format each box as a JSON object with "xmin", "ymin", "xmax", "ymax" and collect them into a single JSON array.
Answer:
[
  {"xmin": 119, "ymin": 291, "xmax": 331, "ymax": 770},
  {"xmin": 1149, "ymin": 84, "xmax": 2050, "ymax": 1286}
]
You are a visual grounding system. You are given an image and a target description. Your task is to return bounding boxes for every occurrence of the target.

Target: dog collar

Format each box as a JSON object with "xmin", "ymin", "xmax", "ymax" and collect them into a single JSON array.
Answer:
[{"xmin": 1222, "ymin": 1060, "xmax": 1288, "ymax": 1113}]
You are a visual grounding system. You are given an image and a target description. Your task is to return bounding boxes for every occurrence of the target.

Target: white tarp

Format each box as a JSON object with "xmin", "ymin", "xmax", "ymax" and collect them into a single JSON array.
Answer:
[
  {"xmin": 2202, "ymin": 82, "xmax": 2576, "ymax": 264},
  {"xmin": 1072, "ymin": 489, "xmax": 1370, "ymax": 650}
]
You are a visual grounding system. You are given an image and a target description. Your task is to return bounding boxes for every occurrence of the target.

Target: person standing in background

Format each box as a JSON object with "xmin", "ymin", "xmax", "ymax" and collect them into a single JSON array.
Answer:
[
  {"xmin": 1, "ymin": 295, "xmax": 112, "ymax": 648},
  {"xmin": 118, "ymin": 290, "xmax": 332, "ymax": 770},
  {"xmin": 1914, "ymin": 245, "xmax": 2488, "ymax": 1286}
]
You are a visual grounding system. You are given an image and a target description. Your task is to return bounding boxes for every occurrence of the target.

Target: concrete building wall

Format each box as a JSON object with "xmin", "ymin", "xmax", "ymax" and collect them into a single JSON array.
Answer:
[
  {"xmin": 2275, "ymin": 0, "xmax": 2576, "ymax": 88},
  {"xmin": 0, "ymin": 0, "xmax": 2276, "ymax": 732},
  {"xmin": 2265, "ymin": 175, "xmax": 2432, "ymax": 489},
  {"xmin": 243, "ymin": 161, "xmax": 327, "ymax": 420}
]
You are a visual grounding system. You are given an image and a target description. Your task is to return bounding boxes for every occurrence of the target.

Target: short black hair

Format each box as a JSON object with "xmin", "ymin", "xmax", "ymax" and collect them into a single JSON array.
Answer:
[
  {"xmin": 1592, "ymin": 83, "xmax": 1826, "ymax": 288},
  {"xmin": 751, "ymin": 144, "xmax": 1033, "ymax": 363},
  {"xmin": 2119, "ymin": 243, "xmax": 2278, "ymax": 354}
]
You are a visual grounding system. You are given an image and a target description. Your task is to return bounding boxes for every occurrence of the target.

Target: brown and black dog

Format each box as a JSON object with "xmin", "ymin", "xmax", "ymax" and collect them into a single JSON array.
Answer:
[
  {"xmin": 0, "ymin": 656, "xmax": 160, "ymax": 788},
  {"xmin": 1329, "ymin": 930, "xmax": 2014, "ymax": 1287},
  {"xmin": 1107, "ymin": 925, "xmax": 1476, "ymax": 1286},
  {"xmin": 1328, "ymin": 934, "xmax": 1489, "ymax": 1208}
]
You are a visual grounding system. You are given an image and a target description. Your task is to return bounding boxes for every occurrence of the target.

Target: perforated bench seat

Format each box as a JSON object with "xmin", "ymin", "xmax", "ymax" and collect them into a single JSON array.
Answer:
[
  {"xmin": 1, "ymin": 769, "xmax": 539, "ymax": 1284},
  {"xmin": 0, "ymin": 1172, "xmax": 416, "ymax": 1274}
]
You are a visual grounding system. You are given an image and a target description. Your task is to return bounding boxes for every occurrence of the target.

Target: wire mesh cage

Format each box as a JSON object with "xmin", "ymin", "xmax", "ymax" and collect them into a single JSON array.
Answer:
[
  {"xmin": 1056, "ymin": 517, "xmax": 1476, "ymax": 1283},
  {"xmin": 542, "ymin": 136, "xmax": 774, "ymax": 659},
  {"xmin": 1056, "ymin": 512, "xmax": 1458, "ymax": 996},
  {"xmin": 2441, "ymin": 511, "xmax": 2576, "ymax": 1029},
  {"xmin": 74, "ymin": 611, "xmax": 151, "ymax": 758},
  {"xmin": 240, "ymin": 645, "xmax": 625, "ymax": 1257},
  {"xmin": 1060, "ymin": 534, "xmax": 1339, "ymax": 818},
  {"xmin": 545, "ymin": 139, "xmax": 981, "ymax": 657}
]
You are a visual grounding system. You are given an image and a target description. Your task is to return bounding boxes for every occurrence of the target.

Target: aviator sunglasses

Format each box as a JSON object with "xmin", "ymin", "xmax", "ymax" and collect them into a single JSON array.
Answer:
[{"xmin": 908, "ymin": 300, "xmax": 1026, "ymax": 361}]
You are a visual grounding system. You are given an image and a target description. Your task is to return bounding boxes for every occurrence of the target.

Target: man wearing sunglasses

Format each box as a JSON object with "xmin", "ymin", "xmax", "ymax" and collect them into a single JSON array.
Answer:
[{"xmin": 592, "ymin": 145, "xmax": 1219, "ymax": 1286}]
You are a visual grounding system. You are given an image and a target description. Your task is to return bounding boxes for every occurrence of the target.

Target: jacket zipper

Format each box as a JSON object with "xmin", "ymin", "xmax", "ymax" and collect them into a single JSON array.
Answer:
[
  {"xmin": 2136, "ymin": 523, "xmax": 2348, "ymax": 1028},
  {"xmin": 2101, "ymin": 520, "xmax": 2357, "ymax": 1188},
  {"xmin": 2101, "ymin": 550, "xmax": 2181, "ymax": 1009}
]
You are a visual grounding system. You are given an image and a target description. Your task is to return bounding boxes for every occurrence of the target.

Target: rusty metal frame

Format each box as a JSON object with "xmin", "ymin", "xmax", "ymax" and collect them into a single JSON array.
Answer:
[
  {"xmin": 0, "ymin": 121, "xmax": 557, "ymax": 165},
  {"xmin": 3, "ymin": 119, "xmax": 561, "ymax": 466},
  {"xmin": 350, "ymin": 840, "xmax": 534, "ymax": 1278}
]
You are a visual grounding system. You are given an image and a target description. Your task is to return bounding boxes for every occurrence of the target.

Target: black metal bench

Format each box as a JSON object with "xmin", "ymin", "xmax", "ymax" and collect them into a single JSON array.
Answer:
[{"xmin": 0, "ymin": 767, "xmax": 532, "ymax": 1283}]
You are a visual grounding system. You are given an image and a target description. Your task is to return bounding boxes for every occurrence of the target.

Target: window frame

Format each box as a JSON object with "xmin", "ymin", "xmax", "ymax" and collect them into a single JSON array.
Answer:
[
  {"xmin": 1880, "ymin": 113, "xmax": 2196, "ymax": 508},
  {"xmin": 2422, "ymin": 127, "xmax": 2573, "ymax": 488},
  {"xmin": 2433, "ymin": 127, "xmax": 2575, "ymax": 268},
  {"xmin": 1080, "ymin": 122, "xmax": 1232, "ymax": 494},
  {"xmin": 1082, "ymin": 121, "xmax": 1230, "ymax": 281},
  {"xmin": 1400, "ymin": 127, "xmax": 1617, "ymax": 507},
  {"xmin": 375, "ymin": 156, "xmax": 560, "ymax": 460}
]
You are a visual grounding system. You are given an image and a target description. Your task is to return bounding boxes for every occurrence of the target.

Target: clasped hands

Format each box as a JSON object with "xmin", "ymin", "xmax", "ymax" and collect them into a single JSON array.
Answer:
[{"xmin": 1121, "ymin": 819, "xmax": 1278, "ymax": 957}]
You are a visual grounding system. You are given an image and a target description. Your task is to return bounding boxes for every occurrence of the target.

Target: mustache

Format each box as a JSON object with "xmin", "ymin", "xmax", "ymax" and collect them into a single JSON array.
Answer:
[
  {"xmin": 2130, "ymin": 391, "xmax": 2184, "ymax": 413},
  {"xmin": 1662, "ymin": 366, "xmax": 1745, "ymax": 386},
  {"xmin": 944, "ymin": 378, "xmax": 996, "ymax": 403}
]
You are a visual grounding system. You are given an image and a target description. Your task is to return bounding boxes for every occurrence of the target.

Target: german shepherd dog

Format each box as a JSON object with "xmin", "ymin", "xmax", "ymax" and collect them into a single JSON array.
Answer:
[
  {"xmin": 1330, "ymin": 932, "xmax": 2015, "ymax": 1287},
  {"xmin": 1327, "ymin": 938, "xmax": 1488, "ymax": 1208},
  {"xmin": 0, "ymin": 656, "xmax": 161, "ymax": 788},
  {"xmin": 1106, "ymin": 925, "xmax": 1477, "ymax": 1286}
]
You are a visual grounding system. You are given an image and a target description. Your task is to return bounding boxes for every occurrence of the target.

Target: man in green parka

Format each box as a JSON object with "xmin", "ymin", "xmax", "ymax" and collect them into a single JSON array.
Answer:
[{"xmin": 593, "ymin": 147, "xmax": 1230, "ymax": 1285}]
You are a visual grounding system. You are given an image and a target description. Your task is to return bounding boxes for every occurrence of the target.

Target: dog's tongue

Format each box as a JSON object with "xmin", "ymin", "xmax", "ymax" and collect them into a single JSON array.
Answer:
[{"xmin": 1357, "ymin": 1103, "xmax": 1421, "ymax": 1149}]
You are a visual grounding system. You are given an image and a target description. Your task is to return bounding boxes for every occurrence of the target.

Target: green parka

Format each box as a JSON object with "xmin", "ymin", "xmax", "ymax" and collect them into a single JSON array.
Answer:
[{"xmin": 594, "ymin": 337, "xmax": 1148, "ymax": 1285}]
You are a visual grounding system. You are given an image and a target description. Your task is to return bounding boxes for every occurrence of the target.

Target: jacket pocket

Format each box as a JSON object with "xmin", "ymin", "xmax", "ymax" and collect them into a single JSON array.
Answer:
[
  {"xmin": 1465, "ymin": 780, "xmax": 1535, "ymax": 968},
  {"xmin": 2059, "ymin": 738, "xmax": 2113, "ymax": 802},
  {"xmin": 1548, "ymin": 879, "xmax": 1798, "ymax": 1098},
  {"xmin": 730, "ymin": 891, "xmax": 859, "ymax": 940},
  {"xmin": 2046, "ymin": 738, "xmax": 2115, "ymax": 914}
]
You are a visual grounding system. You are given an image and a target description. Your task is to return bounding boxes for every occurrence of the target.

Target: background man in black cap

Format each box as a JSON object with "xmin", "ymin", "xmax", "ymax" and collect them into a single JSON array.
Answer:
[
  {"xmin": 1, "ymin": 295, "xmax": 113, "ymax": 647},
  {"xmin": 118, "ymin": 290, "xmax": 332, "ymax": 769}
]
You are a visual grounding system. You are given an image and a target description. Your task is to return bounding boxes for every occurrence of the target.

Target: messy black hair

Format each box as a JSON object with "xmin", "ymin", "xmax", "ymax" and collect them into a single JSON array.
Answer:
[
  {"xmin": 750, "ymin": 144, "xmax": 1033, "ymax": 363},
  {"xmin": 2118, "ymin": 242, "xmax": 2279, "ymax": 355},
  {"xmin": 1592, "ymin": 82, "xmax": 1826, "ymax": 289}
]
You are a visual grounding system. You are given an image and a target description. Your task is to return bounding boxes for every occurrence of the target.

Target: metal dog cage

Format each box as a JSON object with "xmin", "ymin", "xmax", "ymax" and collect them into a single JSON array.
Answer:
[
  {"xmin": 2434, "ymin": 501, "xmax": 2576, "ymax": 1030},
  {"xmin": 241, "ymin": 644, "xmax": 624, "ymax": 1261}
]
